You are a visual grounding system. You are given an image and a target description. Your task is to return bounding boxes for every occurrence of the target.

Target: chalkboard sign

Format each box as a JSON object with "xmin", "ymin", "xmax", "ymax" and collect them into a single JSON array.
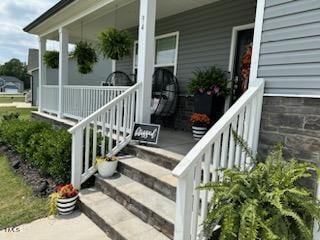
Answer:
[{"xmin": 132, "ymin": 123, "xmax": 160, "ymax": 144}]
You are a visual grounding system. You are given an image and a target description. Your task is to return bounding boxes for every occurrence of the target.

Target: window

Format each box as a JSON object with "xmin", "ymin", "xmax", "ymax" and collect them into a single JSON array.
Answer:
[{"xmin": 133, "ymin": 32, "xmax": 179, "ymax": 76}]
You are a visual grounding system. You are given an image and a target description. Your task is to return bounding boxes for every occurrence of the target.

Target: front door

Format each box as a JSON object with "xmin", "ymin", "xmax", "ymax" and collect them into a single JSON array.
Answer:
[{"xmin": 231, "ymin": 28, "xmax": 254, "ymax": 104}]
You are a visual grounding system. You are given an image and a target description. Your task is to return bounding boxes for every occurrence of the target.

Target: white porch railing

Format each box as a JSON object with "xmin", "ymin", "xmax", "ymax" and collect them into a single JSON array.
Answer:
[
  {"xmin": 172, "ymin": 79, "xmax": 265, "ymax": 240},
  {"xmin": 42, "ymin": 85, "xmax": 59, "ymax": 114},
  {"xmin": 63, "ymin": 86, "xmax": 129, "ymax": 120},
  {"xmin": 68, "ymin": 83, "xmax": 141, "ymax": 189}
]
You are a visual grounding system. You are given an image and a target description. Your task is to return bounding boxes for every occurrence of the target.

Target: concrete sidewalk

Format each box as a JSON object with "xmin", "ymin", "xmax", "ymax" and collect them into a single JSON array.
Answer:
[{"xmin": 0, "ymin": 212, "xmax": 110, "ymax": 240}]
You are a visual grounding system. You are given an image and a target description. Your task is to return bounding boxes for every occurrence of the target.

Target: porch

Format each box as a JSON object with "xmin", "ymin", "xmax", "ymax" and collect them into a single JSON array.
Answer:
[{"xmin": 35, "ymin": 0, "xmax": 257, "ymax": 131}]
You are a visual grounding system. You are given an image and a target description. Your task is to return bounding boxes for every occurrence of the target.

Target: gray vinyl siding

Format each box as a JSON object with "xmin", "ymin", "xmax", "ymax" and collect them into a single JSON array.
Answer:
[
  {"xmin": 258, "ymin": 0, "xmax": 320, "ymax": 94},
  {"xmin": 116, "ymin": 0, "xmax": 257, "ymax": 94},
  {"xmin": 43, "ymin": 56, "xmax": 112, "ymax": 86}
]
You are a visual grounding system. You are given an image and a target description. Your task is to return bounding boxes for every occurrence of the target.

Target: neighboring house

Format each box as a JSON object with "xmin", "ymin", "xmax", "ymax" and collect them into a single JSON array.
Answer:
[
  {"xmin": 24, "ymin": 0, "xmax": 320, "ymax": 239},
  {"xmin": 27, "ymin": 48, "xmax": 113, "ymax": 106},
  {"xmin": 0, "ymin": 76, "xmax": 24, "ymax": 93}
]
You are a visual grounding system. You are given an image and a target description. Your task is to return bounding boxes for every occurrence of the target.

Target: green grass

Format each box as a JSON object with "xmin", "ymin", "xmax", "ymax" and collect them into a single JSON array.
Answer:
[
  {"xmin": 0, "ymin": 95, "xmax": 25, "ymax": 103},
  {"xmin": 0, "ymin": 107, "xmax": 33, "ymax": 121},
  {"xmin": 0, "ymin": 156, "xmax": 48, "ymax": 229}
]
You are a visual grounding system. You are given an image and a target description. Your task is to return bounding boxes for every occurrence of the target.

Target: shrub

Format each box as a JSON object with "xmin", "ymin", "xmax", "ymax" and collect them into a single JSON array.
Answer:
[
  {"xmin": 199, "ymin": 143, "xmax": 320, "ymax": 240},
  {"xmin": 0, "ymin": 117, "xmax": 71, "ymax": 183}
]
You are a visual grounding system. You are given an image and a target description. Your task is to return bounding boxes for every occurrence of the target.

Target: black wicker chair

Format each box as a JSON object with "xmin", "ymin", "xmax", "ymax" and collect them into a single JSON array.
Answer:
[
  {"xmin": 104, "ymin": 71, "xmax": 133, "ymax": 86},
  {"xmin": 151, "ymin": 68, "xmax": 179, "ymax": 126}
]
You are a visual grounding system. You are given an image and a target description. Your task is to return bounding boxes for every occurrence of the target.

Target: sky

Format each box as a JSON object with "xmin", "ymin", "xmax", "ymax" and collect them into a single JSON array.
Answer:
[{"xmin": 0, "ymin": 0, "xmax": 60, "ymax": 64}]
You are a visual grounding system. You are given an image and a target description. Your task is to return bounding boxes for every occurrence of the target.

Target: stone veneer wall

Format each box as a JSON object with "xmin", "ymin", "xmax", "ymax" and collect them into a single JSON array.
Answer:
[{"xmin": 259, "ymin": 96, "xmax": 320, "ymax": 165}]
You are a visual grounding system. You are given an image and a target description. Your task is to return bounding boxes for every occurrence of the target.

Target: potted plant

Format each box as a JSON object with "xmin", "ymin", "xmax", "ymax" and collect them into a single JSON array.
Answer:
[
  {"xmin": 72, "ymin": 41, "xmax": 98, "ymax": 74},
  {"xmin": 95, "ymin": 155, "xmax": 118, "ymax": 178},
  {"xmin": 97, "ymin": 28, "xmax": 133, "ymax": 60},
  {"xmin": 190, "ymin": 113, "xmax": 211, "ymax": 141},
  {"xmin": 48, "ymin": 184, "xmax": 78, "ymax": 216},
  {"xmin": 199, "ymin": 139, "xmax": 320, "ymax": 240},
  {"xmin": 43, "ymin": 51, "xmax": 59, "ymax": 69},
  {"xmin": 187, "ymin": 66, "xmax": 230, "ymax": 122}
]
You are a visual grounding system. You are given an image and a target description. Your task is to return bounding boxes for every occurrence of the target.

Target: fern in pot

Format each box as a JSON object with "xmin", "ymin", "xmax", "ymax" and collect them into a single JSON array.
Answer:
[
  {"xmin": 199, "ymin": 140, "xmax": 320, "ymax": 240},
  {"xmin": 43, "ymin": 51, "xmax": 59, "ymax": 69},
  {"xmin": 97, "ymin": 28, "xmax": 133, "ymax": 60},
  {"xmin": 72, "ymin": 41, "xmax": 98, "ymax": 74},
  {"xmin": 188, "ymin": 66, "xmax": 230, "ymax": 122}
]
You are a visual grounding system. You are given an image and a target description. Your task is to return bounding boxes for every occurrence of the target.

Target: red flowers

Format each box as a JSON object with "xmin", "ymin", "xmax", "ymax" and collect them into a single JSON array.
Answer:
[
  {"xmin": 55, "ymin": 184, "xmax": 78, "ymax": 199},
  {"xmin": 190, "ymin": 113, "xmax": 211, "ymax": 125}
]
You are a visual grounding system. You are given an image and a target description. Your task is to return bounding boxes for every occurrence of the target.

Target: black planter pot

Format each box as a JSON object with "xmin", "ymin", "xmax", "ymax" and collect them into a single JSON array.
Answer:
[{"xmin": 194, "ymin": 93, "xmax": 225, "ymax": 122}]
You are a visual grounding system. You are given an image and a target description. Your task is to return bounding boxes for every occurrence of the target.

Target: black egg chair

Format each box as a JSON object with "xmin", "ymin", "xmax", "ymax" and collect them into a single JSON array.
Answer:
[
  {"xmin": 104, "ymin": 71, "xmax": 133, "ymax": 86},
  {"xmin": 151, "ymin": 68, "xmax": 179, "ymax": 126}
]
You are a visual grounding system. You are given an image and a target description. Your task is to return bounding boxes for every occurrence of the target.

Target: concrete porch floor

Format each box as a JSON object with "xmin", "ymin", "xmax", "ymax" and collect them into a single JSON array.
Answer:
[{"xmin": 156, "ymin": 127, "xmax": 196, "ymax": 156}]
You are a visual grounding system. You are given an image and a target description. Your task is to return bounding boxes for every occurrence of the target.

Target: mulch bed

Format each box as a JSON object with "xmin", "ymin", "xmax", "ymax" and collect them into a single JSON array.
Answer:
[{"xmin": 0, "ymin": 145, "xmax": 57, "ymax": 197}]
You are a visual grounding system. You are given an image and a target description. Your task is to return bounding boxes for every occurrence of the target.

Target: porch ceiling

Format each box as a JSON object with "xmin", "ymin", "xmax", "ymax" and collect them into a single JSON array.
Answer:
[{"xmin": 39, "ymin": 0, "xmax": 220, "ymax": 42}]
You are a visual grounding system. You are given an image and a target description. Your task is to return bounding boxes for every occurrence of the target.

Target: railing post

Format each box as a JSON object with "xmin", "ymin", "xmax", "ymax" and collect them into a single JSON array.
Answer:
[
  {"xmin": 38, "ymin": 37, "xmax": 47, "ymax": 112},
  {"xmin": 71, "ymin": 128, "xmax": 83, "ymax": 189},
  {"xmin": 58, "ymin": 27, "xmax": 69, "ymax": 119},
  {"xmin": 252, "ymin": 79, "xmax": 265, "ymax": 154},
  {"xmin": 174, "ymin": 172, "xmax": 193, "ymax": 240}
]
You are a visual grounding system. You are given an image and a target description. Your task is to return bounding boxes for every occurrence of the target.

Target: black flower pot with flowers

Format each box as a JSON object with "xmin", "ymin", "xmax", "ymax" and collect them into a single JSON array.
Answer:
[{"xmin": 188, "ymin": 67, "xmax": 230, "ymax": 123}]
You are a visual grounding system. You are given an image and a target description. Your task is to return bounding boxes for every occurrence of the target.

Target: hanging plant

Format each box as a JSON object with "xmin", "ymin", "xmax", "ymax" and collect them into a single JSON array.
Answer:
[
  {"xmin": 43, "ymin": 51, "xmax": 59, "ymax": 69},
  {"xmin": 97, "ymin": 28, "xmax": 133, "ymax": 60},
  {"xmin": 72, "ymin": 41, "xmax": 98, "ymax": 74}
]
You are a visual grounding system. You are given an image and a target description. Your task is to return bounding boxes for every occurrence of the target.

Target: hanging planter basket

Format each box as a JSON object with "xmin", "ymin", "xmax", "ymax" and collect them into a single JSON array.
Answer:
[
  {"xmin": 43, "ymin": 51, "xmax": 59, "ymax": 69},
  {"xmin": 97, "ymin": 28, "xmax": 133, "ymax": 60},
  {"xmin": 72, "ymin": 41, "xmax": 98, "ymax": 74}
]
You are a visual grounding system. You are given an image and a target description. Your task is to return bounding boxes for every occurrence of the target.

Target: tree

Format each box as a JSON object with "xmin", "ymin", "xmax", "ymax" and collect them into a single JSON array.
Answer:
[{"xmin": 0, "ymin": 58, "xmax": 30, "ymax": 89}]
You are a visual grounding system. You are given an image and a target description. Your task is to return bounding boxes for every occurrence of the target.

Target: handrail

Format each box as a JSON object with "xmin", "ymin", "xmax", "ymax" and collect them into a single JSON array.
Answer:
[
  {"xmin": 173, "ymin": 78, "xmax": 265, "ymax": 240},
  {"xmin": 69, "ymin": 82, "xmax": 141, "ymax": 189},
  {"xmin": 172, "ymin": 79, "xmax": 264, "ymax": 178},
  {"xmin": 69, "ymin": 83, "xmax": 141, "ymax": 134},
  {"xmin": 64, "ymin": 85, "xmax": 129, "ymax": 90}
]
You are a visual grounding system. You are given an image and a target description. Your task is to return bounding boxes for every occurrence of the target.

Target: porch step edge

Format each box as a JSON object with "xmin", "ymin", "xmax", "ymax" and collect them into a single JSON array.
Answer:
[
  {"xmin": 123, "ymin": 144, "xmax": 181, "ymax": 170},
  {"xmin": 79, "ymin": 188, "xmax": 170, "ymax": 240},
  {"xmin": 95, "ymin": 173, "xmax": 175, "ymax": 239},
  {"xmin": 118, "ymin": 156, "xmax": 177, "ymax": 201}
]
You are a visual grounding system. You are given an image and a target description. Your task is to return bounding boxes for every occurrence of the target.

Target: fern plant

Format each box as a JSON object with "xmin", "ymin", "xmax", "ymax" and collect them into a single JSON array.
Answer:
[
  {"xmin": 200, "ymin": 140, "xmax": 320, "ymax": 240},
  {"xmin": 72, "ymin": 41, "xmax": 98, "ymax": 74},
  {"xmin": 43, "ymin": 51, "xmax": 59, "ymax": 69},
  {"xmin": 97, "ymin": 28, "xmax": 133, "ymax": 60}
]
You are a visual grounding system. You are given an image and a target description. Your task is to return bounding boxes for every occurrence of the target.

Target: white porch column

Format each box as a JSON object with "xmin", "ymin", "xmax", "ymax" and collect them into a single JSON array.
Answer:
[
  {"xmin": 58, "ymin": 27, "xmax": 69, "ymax": 119},
  {"xmin": 136, "ymin": 0, "xmax": 156, "ymax": 123},
  {"xmin": 38, "ymin": 37, "xmax": 47, "ymax": 112}
]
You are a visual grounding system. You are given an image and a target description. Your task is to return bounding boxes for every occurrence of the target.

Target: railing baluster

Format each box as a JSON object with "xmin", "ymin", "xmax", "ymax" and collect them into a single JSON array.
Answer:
[
  {"xmin": 85, "ymin": 124, "xmax": 90, "ymax": 172},
  {"xmin": 191, "ymin": 163, "xmax": 202, "ymax": 240},
  {"xmin": 92, "ymin": 120, "xmax": 97, "ymax": 166},
  {"xmin": 235, "ymin": 111, "xmax": 245, "ymax": 168}
]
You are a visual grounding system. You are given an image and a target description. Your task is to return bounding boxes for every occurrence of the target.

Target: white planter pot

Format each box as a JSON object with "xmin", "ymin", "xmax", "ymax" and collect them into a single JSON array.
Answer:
[
  {"xmin": 192, "ymin": 125, "xmax": 207, "ymax": 141},
  {"xmin": 57, "ymin": 194, "xmax": 78, "ymax": 215},
  {"xmin": 97, "ymin": 160, "xmax": 118, "ymax": 178}
]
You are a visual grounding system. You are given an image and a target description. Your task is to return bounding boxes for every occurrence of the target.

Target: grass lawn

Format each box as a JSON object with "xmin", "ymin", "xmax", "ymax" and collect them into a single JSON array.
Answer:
[
  {"xmin": 0, "ymin": 156, "xmax": 48, "ymax": 229},
  {"xmin": 0, "ymin": 107, "xmax": 33, "ymax": 121},
  {"xmin": 0, "ymin": 95, "xmax": 25, "ymax": 103}
]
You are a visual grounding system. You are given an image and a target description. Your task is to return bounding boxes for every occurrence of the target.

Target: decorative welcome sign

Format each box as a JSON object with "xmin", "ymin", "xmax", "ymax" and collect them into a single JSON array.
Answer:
[{"xmin": 132, "ymin": 123, "xmax": 160, "ymax": 144}]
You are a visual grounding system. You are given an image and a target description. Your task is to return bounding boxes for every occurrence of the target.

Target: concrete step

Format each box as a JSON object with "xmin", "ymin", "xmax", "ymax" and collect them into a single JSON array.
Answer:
[
  {"xmin": 80, "ymin": 188, "xmax": 170, "ymax": 240},
  {"xmin": 95, "ymin": 173, "xmax": 175, "ymax": 239},
  {"xmin": 118, "ymin": 156, "xmax": 177, "ymax": 201},
  {"xmin": 123, "ymin": 144, "xmax": 182, "ymax": 170}
]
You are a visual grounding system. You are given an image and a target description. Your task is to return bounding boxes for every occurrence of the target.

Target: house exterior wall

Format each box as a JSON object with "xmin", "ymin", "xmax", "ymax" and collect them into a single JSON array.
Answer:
[
  {"xmin": 116, "ymin": 0, "xmax": 256, "ymax": 130},
  {"xmin": 258, "ymin": 0, "xmax": 320, "ymax": 95},
  {"xmin": 258, "ymin": 1, "xmax": 320, "ymax": 166},
  {"xmin": 117, "ymin": 0, "xmax": 257, "ymax": 93}
]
